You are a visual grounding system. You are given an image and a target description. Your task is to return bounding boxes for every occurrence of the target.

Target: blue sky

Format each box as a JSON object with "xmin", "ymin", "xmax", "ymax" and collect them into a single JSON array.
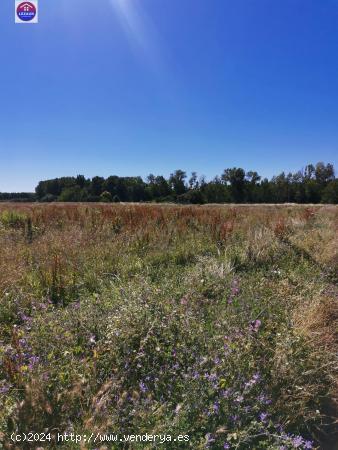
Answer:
[{"xmin": 1, "ymin": 0, "xmax": 338, "ymax": 191}]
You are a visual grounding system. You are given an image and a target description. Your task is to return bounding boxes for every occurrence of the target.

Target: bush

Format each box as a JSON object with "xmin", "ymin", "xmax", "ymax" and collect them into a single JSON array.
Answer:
[
  {"xmin": 100, "ymin": 191, "xmax": 113, "ymax": 202},
  {"xmin": 41, "ymin": 194, "xmax": 57, "ymax": 202},
  {"xmin": 58, "ymin": 186, "xmax": 87, "ymax": 202},
  {"xmin": 0, "ymin": 210, "xmax": 27, "ymax": 228}
]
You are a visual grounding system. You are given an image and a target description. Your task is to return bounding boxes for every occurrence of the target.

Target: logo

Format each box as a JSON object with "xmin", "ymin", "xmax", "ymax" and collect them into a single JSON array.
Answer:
[{"xmin": 15, "ymin": 1, "xmax": 38, "ymax": 23}]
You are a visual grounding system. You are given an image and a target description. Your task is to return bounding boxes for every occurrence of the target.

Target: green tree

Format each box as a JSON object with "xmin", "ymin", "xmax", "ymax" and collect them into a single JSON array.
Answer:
[
  {"xmin": 321, "ymin": 180, "xmax": 338, "ymax": 203},
  {"xmin": 188, "ymin": 172, "xmax": 199, "ymax": 190},
  {"xmin": 315, "ymin": 162, "xmax": 335, "ymax": 185},
  {"xmin": 245, "ymin": 171, "xmax": 261, "ymax": 202},
  {"xmin": 100, "ymin": 191, "xmax": 113, "ymax": 202},
  {"xmin": 76, "ymin": 175, "xmax": 87, "ymax": 188},
  {"xmin": 202, "ymin": 177, "xmax": 230, "ymax": 203},
  {"xmin": 90, "ymin": 176, "xmax": 105, "ymax": 196},
  {"xmin": 58, "ymin": 186, "xmax": 86, "ymax": 202},
  {"xmin": 222, "ymin": 168, "xmax": 246, "ymax": 202},
  {"xmin": 169, "ymin": 170, "xmax": 187, "ymax": 196}
]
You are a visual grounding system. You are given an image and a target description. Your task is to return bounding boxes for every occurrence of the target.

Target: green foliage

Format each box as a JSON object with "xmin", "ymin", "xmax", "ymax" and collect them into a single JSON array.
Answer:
[
  {"xmin": 169, "ymin": 170, "xmax": 187, "ymax": 196},
  {"xmin": 0, "ymin": 210, "xmax": 27, "ymax": 228},
  {"xmin": 40, "ymin": 193, "xmax": 57, "ymax": 202},
  {"xmin": 29, "ymin": 162, "xmax": 337, "ymax": 205},
  {"xmin": 58, "ymin": 186, "xmax": 87, "ymax": 202},
  {"xmin": 100, "ymin": 191, "xmax": 113, "ymax": 202},
  {"xmin": 321, "ymin": 179, "xmax": 338, "ymax": 203},
  {"xmin": 0, "ymin": 192, "xmax": 35, "ymax": 202}
]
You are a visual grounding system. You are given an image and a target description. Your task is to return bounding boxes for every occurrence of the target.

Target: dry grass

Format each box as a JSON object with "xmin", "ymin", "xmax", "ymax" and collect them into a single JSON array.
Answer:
[{"xmin": 0, "ymin": 203, "xmax": 337, "ymax": 449}]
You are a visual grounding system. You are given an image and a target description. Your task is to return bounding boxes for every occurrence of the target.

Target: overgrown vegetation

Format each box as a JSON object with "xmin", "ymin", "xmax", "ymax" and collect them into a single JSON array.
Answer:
[{"xmin": 0, "ymin": 203, "xmax": 337, "ymax": 449}]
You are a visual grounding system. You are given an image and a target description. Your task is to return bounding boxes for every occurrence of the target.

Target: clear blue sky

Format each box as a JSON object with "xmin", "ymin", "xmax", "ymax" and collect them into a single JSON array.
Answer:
[{"xmin": 1, "ymin": 0, "xmax": 338, "ymax": 191}]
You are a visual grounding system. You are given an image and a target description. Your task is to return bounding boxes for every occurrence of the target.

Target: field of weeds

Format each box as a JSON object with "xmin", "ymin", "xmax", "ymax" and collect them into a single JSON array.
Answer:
[{"xmin": 0, "ymin": 203, "xmax": 337, "ymax": 449}]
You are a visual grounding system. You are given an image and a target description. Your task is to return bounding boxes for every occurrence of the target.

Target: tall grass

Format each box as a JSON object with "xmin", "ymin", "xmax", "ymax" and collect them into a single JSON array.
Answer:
[{"xmin": 0, "ymin": 203, "xmax": 337, "ymax": 449}]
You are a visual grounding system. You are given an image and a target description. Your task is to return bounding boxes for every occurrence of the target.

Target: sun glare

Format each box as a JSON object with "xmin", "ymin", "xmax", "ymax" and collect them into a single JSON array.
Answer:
[{"xmin": 109, "ymin": 0, "xmax": 151, "ymax": 56}]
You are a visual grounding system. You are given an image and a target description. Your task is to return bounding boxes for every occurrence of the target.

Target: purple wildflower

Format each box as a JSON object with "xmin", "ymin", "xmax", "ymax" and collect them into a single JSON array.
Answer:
[
  {"xmin": 292, "ymin": 436, "xmax": 304, "ymax": 448},
  {"xmin": 259, "ymin": 412, "xmax": 268, "ymax": 422},
  {"xmin": 18, "ymin": 312, "xmax": 30, "ymax": 322},
  {"xmin": 205, "ymin": 373, "xmax": 217, "ymax": 383},
  {"xmin": 28, "ymin": 355, "xmax": 40, "ymax": 370},
  {"xmin": 257, "ymin": 393, "xmax": 272, "ymax": 405},
  {"xmin": 213, "ymin": 401, "xmax": 220, "ymax": 414},
  {"xmin": 250, "ymin": 319, "xmax": 262, "ymax": 333},
  {"xmin": 252, "ymin": 372, "xmax": 260, "ymax": 382},
  {"xmin": 222, "ymin": 388, "xmax": 232, "ymax": 398},
  {"xmin": 205, "ymin": 433, "xmax": 215, "ymax": 448},
  {"xmin": 274, "ymin": 423, "xmax": 284, "ymax": 432},
  {"xmin": 139, "ymin": 381, "xmax": 147, "ymax": 393},
  {"xmin": 0, "ymin": 383, "xmax": 11, "ymax": 395},
  {"xmin": 235, "ymin": 394, "xmax": 244, "ymax": 403}
]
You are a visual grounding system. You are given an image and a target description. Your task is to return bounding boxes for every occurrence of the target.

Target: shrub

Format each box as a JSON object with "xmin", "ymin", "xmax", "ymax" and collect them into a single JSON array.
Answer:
[
  {"xmin": 0, "ymin": 210, "xmax": 27, "ymax": 228},
  {"xmin": 100, "ymin": 191, "xmax": 113, "ymax": 202}
]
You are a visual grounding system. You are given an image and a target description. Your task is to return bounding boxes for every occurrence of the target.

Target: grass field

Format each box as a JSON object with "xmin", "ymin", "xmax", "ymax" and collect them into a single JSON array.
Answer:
[{"xmin": 0, "ymin": 203, "xmax": 337, "ymax": 449}]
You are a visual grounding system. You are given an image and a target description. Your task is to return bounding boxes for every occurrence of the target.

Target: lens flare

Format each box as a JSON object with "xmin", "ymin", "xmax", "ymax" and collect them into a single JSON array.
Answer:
[{"xmin": 109, "ymin": 0, "xmax": 159, "ymax": 65}]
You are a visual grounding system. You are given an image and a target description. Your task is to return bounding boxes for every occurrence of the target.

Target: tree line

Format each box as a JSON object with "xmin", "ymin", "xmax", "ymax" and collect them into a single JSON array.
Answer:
[
  {"xmin": 1, "ymin": 162, "xmax": 337, "ymax": 204},
  {"xmin": 31, "ymin": 162, "xmax": 337, "ymax": 204},
  {"xmin": 0, "ymin": 192, "xmax": 36, "ymax": 202}
]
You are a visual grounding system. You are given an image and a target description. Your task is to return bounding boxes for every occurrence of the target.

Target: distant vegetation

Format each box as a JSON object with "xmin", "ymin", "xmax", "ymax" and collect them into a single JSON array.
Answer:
[
  {"xmin": 0, "ymin": 192, "xmax": 35, "ymax": 202},
  {"xmin": 3, "ymin": 161, "xmax": 337, "ymax": 204}
]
